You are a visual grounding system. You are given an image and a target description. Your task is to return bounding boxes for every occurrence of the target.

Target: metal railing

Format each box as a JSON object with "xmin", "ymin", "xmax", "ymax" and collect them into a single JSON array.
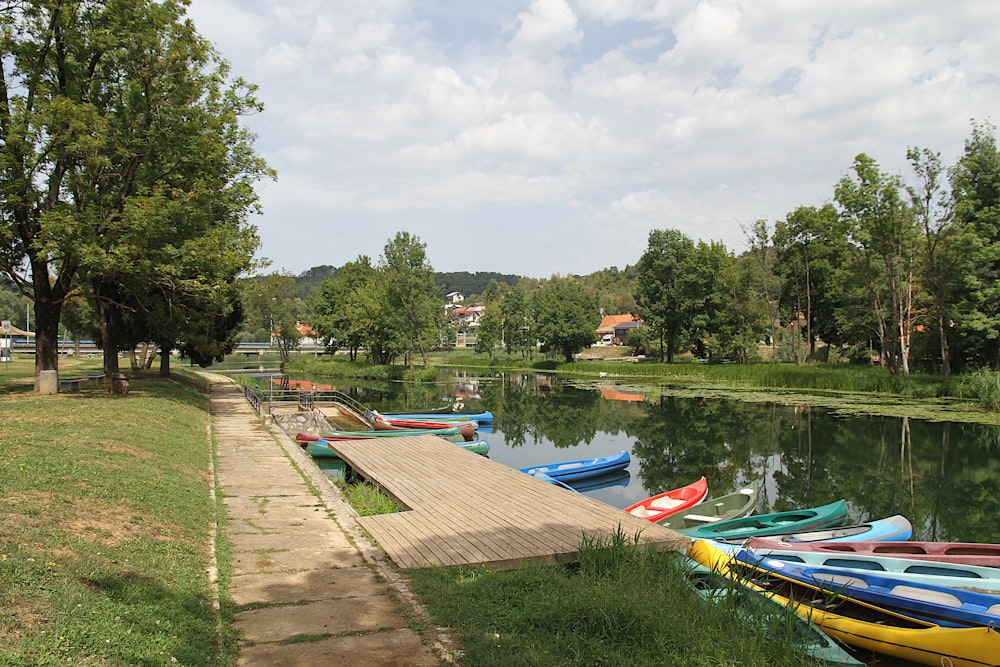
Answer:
[{"xmin": 237, "ymin": 374, "xmax": 373, "ymax": 425}]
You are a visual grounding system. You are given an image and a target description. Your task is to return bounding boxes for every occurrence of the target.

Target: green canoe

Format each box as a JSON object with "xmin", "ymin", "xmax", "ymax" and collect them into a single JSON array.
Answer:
[
  {"xmin": 678, "ymin": 499, "xmax": 849, "ymax": 541},
  {"xmin": 656, "ymin": 486, "xmax": 760, "ymax": 530}
]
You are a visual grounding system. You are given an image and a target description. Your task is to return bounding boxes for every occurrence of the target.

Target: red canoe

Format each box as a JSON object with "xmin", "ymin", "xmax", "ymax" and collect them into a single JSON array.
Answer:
[
  {"xmin": 373, "ymin": 415, "xmax": 476, "ymax": 441},
  {"xmin": 742, "ymin": 538, "xmax": 1000, "ymax": 567},
  {"xmin": 623, "ymin": 476, "xmax": 709, "ymax": 523}
]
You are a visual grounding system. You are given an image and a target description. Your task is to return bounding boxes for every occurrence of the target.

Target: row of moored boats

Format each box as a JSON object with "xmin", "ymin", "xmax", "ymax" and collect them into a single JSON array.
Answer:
[{"xmin": 625, "ymin": 477, "xmax": 1000, "ymax": 666}]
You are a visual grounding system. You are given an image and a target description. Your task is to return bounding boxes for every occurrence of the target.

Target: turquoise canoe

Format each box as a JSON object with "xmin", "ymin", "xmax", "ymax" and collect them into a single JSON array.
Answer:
[{"xmin": 679, "ymin": 500, "xmax": 849, "ymax": 541}]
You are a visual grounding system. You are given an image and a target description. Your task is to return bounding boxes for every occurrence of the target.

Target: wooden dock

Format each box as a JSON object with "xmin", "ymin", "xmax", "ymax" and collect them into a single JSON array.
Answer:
[{"xmin": 332, "ymin": 435, "xmax": 691, "ymax": 570}]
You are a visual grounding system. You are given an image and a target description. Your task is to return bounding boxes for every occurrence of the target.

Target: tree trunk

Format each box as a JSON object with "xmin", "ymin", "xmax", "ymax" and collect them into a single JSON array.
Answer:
[
  {"xmin": 97, "ymin": 299, "xmax": 122, "ymax": 377},
  {"xmin": 32, "ymin": 295, "xmax": 62, "ymax": 388},
  {"xmin": 937, "ymin": 308, "xmax": 951, "ymax": 382},
  {"xmin": 30, "ymin": 256, "xmax": 70, "ymax": 388},
  {"xmin": 159, "ymin": 345, "xmax": 171, "ymax": 376}
]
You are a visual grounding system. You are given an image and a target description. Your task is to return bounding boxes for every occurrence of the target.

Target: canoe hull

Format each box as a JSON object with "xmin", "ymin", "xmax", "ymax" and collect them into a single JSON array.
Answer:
[
  {"xmin": 624, "ymin": 476, "xmax": 709, "ymax": 523},
  {"xmin": 689, "ymin": 540, "xmax": 1000, "ymax": 667},
  {"xmin": 679, "ymin": 500, "xmax": 849, "ymax": 541},
  {"xmin": 520, "ymin": 451, "xmax": 630, "ymax": 482},
  {"xmin": 656, "ymin": 487, "xmax": 759, "ymax": 530},
  {"xmin": 751, "ymin": 540, "xmax": 1000, "ymax": 568}
]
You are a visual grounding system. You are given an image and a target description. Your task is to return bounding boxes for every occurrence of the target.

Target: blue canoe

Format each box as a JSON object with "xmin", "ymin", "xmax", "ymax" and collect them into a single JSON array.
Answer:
[
  {"xmin": 736, "ymin": 515, "xmax": 913, "ymax": 545},
  {"xmin": 384, "ymin": 411, "xmax": 493, "ymax": 423},
  {"xmin": 519, "ymin": 451, "xmax": 630, "ymax": 482},
  {"xmin": 735, "ymin": 549, "xmax": 1000, "ymax": 629}
]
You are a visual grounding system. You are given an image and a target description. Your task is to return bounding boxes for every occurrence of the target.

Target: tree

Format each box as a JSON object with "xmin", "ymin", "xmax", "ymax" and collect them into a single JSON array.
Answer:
[
  {"xmin": 742, "ymin": 219, "xmax": 783, "ymax": 359},
  {"xmin": 948, "ymin": 122, "xmax": 1000, "ymax": 369},
  {"xmin": 773, "ymin": 204, "xmax": 849, "ymax": 361},
  {"xmin": 835, "ymin": 154, "xmax": 917, "ymax": 374},
  {"xmin": 499, "ymin": 287, "xmax": 533, "ymax": 359},
  {"xmin": 475, "ymin": 306, "xmax": 502, "ymax": 360},
  {"xmin": 529, "ymin": 278, "xmax": 598, "ymax": 362},
  {"xmin": 907, "ymin": 146, "xmax": 965, "ymax": 380},
  {"xmin": 380, "ymin": 232, "xmax": 440, "ymax": 367},
  {"xmin": 310, "ymin": 257, "xmax": 376, "ymax": 360},
  {"xmin": 633, "ymin": 229, "xmax": 696, "ymax": 362},
  {"xmin": 0, "ymin": 0, "xmax": 269, "ymax": 388},
  {"xmin": 241, "ymin": 273, "xmax": 301, "ymax": 365}
]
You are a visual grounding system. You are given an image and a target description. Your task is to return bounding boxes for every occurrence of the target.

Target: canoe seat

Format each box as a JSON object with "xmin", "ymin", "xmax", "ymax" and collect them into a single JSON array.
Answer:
[
  {"xmin": 649, "ymin": 496, "xmax": 684, "ymax": 510},
  {"xmin": 629, "ymin": 507, "xmax": 657, "ymax": 518},
  {"xmin": 888, "ymin": 585, "xmax": 962, "ymax": 608},
  {"xmin": 812, "ymin": 573, "xmax": 868, "ymax": 589}
]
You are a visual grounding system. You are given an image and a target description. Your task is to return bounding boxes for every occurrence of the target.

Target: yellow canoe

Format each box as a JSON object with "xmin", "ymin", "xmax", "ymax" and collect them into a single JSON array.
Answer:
[{"xmin": 688, "ymin": 540, "xmax": 1000, "ymax": 667}]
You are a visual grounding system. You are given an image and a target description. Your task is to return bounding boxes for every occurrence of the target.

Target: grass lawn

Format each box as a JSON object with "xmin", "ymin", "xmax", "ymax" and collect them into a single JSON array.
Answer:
[{"xmin": 0, "ymin": 357, "xmax": 231, "ymax": 666}]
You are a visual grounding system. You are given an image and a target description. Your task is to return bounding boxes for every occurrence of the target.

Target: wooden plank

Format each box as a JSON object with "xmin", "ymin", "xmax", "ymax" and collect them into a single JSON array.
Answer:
[{"xmin": 335, "ymin": 435, "xmax": 690, "ymax": 570}]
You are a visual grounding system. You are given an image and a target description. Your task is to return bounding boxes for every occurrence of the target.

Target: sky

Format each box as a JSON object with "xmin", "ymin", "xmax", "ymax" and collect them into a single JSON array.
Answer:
[{"xmin": 185, "ymin": 1, "xmax": 1000, "ymax": 278}]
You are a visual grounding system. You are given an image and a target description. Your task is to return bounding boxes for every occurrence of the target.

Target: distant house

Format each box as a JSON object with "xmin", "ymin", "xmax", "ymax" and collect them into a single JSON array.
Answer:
[
  {"xmin": 596, "ymin": 314, "xmax": 642, "ymax": 345},
  {"xmin": 445, "ymin": 291, "xmax": 465, "ymax": 304},
  {"xmin": 295, "ymin": 322, "xmax": 318, "ymax": 346},
  {"xmin": 453, "ymin": 305, "xmax": 485, "ymax": 328}
]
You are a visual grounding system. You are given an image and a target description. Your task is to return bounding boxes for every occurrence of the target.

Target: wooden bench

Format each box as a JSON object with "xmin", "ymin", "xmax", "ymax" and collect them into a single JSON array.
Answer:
[
  {"xmin": 59, "ymin": 377, "xmax": 84, "ymax": 392},
  {"xmin": 87, "ymin": 373, "xmax": 106, "ymax": 385}
]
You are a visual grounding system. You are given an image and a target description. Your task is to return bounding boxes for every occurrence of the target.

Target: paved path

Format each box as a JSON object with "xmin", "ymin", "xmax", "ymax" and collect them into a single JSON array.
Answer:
[{"xmin": 207, "ymin": 376, "xmax": 452, "ymax": 666}]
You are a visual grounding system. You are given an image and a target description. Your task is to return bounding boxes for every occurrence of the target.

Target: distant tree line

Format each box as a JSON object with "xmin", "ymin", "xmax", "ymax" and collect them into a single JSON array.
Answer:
[{"xmin": 632, "ymin": 121, "xmax": 1000, "ymax": 378}]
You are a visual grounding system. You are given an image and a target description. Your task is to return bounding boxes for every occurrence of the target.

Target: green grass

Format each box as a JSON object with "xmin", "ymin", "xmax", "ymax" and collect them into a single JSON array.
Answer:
[
  {"xmin": 408, "ymin": 528, "xmax": 823, "ymax": 667},
  {"xmin": 335, "ymin": 480, "xmax": 402, "ymax": 516},
  {"xmin": 0, "ymin": 358, "xmax": 232, "ymax": 666}
]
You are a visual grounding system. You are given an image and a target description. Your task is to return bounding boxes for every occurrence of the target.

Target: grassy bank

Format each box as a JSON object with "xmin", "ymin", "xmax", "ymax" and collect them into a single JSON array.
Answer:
[{"xmin": 0, "ymin": 358, "xmax": 232, "ymax": 666}]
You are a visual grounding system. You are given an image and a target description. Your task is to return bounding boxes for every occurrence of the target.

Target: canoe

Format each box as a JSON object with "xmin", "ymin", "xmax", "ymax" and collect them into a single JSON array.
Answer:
[
  {"xmin": 686, "ymin": 563, "xmax": 865, "ymax": 666},
  {"xmin": 750, "ymin": 540, "xmax": 1000, "ymax": 568},
  {"xmin": 689, "ymin": 539, "xmax": 1000, "ymax": 667},
  {"xmin": 655, "ymin": 486, "xmax": 759, "ymax": 530},
  {"xmin": 738, "ymin": 541, "xmax": 1000, "ymax": 593},
  {"xmin": 624, "ymin": 476, "xmax": 709, "ymax": 523},
  {"xmin": 519, "ymin": 451, "xmax": 630, "ymax": 483},
  {"xmin": 320, "ymin": 426, "xmax": 465, "ymax": 440},
  {"xmin": 304, "ymin": 439, "xmax": 339, "ymax": 458},
  {"xmin": 679, "ymin": 500, "xmax": 849, "ymax": 541},
  {"xmin": 455, "ymin": 439, "xmax": 490, "ymax": 456},
  {"xmin": 383, "ymin": 411, "xmax": 493, "ymax": 423},
  {"xmin": 372, "ymin": 416, "xmax": 477, "ymax": 441},
  {"xmin": 721, "ymin": 515, "xmax": 913, "ymax": 545},
  {"xmin": 736, "ymin": 549, "xmax": 1000, "ymax": 629}
]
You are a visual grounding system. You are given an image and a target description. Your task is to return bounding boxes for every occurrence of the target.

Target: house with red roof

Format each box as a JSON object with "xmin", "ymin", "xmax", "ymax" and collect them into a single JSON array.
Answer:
[{"xmin": 596, "ymin": 314, "xmax": 642, "ymax": 345}]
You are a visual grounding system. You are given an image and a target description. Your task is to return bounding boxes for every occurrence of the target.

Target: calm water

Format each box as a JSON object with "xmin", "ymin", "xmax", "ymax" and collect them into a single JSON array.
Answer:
[{"xmin": 297, "ymin": 369, "xmax": 1000, "ymax": 544}]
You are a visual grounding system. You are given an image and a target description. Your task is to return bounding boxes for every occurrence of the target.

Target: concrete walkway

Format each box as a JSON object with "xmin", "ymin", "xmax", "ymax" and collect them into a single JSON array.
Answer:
[{"xmin": 206, "ymin": 376, "xmax": 454, "ymax": 666}]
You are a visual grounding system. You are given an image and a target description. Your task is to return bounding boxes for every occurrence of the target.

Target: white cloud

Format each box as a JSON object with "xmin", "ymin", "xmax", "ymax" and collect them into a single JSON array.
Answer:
[{"xmin": 185, "ymin": 0, "xmax": 1000, "ymax": 276}]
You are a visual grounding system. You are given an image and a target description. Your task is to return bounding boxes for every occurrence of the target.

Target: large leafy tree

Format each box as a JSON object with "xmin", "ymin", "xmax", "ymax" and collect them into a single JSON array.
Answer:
[
  {"xmin": 380, "ymin": 231, "xmax": 440, "ymax": 367},
  {"xmin": 773, "ymin": 204, "xmax": 849, "ymax": 361},
  {"xmin": 241, "ymin": 272, "xmax": 301, "ymax": 365},
  {"xmin": 635, "ymin": 229, "xmax": 716, "ymax": 363},
  {"xmin": 835, "ymin": 154, "xmax": 918, "ymax": 374},
  {"xmin": 499, "ymin": 286, "xmax": 533, "ymax": 359},
  {"xmin": 310, "ymin": 257, "xmax": 374, "ymax": 360},
  {"xmin": 529, "ymin": 278, "xmax": 598, "ymax": 362},
  {"xmin": 948, "ymin": 122, "xmax": 1000, "ymax": 369},
  {"xmin": 0, "ymin": 0, "xmax": 269, "ymax": 388}
]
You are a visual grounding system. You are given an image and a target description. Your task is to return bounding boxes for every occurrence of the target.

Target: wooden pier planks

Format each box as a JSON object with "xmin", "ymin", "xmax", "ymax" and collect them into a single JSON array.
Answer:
[{"xmin": 332, "ymin": 435, "xmax": 690, "ymax": 570}]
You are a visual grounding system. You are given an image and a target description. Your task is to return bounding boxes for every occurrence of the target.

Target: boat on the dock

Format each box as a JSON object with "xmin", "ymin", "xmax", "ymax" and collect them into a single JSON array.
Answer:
[{"xmin": 656, "ymin": 486, "xmax": 759, "ymax": 530}]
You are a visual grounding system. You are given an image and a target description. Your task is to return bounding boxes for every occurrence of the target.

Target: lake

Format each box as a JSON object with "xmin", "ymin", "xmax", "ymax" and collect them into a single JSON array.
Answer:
[{"xmin": 295, "ymin": 368, "xmax": 1000, "ymax": 544}]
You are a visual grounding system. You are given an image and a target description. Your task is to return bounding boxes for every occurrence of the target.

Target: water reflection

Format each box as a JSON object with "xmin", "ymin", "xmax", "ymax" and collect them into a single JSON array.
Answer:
[{"xmin": 297, "ymin": 368, "xmax": 1000, "ymax": 543}]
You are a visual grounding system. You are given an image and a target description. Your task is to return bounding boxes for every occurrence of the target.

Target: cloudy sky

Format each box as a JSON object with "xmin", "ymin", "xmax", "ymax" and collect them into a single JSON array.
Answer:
[{"xmin": 185, "ymin": 1, "xmax": 1000, "ymax": 278}]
